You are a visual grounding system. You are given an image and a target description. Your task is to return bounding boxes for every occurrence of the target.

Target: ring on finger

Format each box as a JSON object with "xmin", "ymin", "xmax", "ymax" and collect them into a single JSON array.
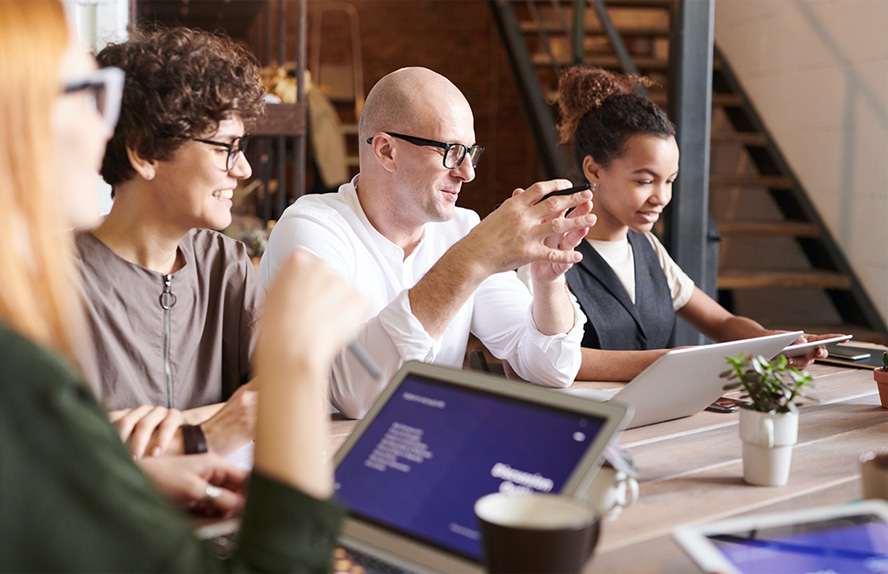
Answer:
[{"xmin": 204, "ymin": 484, "xmax": 222, "ymax": 503}]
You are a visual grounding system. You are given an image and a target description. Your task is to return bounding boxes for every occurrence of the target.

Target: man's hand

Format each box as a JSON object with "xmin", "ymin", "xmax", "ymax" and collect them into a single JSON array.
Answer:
[
  {"xmin": 409, "ymin": 179, "xmax": 595, "ymax": 341},
  {"xmin": 467, "ymin": 179, "xmax": 595, "ymax": 277},
  {"xmin": 137, "ymin": 453, "xmax": 248, "ymax": 517},
  {"xmin": 526, "ymin": 186, "xmax": 595, "ymax": 283}
]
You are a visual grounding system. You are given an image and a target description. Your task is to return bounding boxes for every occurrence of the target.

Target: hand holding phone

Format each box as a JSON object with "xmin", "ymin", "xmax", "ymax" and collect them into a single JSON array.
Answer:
[
  {"xmin": 534, "ymin": 183, "xmax": 591, "ymax": 205},
  {"xmin": 780, "ymin": 334, "xmax": 852, "ymax": 358}
]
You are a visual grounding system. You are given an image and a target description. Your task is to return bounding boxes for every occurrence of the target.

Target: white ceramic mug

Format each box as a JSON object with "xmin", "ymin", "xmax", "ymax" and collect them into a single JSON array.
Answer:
[{"xmin": 584, "ymin": 466, "xmax": 639, "ymax": 521}]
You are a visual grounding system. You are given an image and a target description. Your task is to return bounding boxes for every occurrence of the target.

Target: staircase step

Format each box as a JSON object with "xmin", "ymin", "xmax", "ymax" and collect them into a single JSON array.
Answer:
[
  {"xmin": 602, "ymin": 0, "xmax": 674, "ymax": 7},
  {"xmin": 532, "ymin": 52, "xmax": 668, "ymax": 70},
  {"xmin": 717, "ymin": 221, "xmax": 821, "ymax": 238},
  {"xmin": 543, "ymin": 87, "xmax": 668, "ymax": 105},
  {"xmin": 711, "ymin": 132, "xmax": 768, "ymax": 146},
  {"xmin": 522, "ymin": 0, "xmax": 673, "ymax": 6},
  {"xmin": 520, "ymin": 21, "xmax": 670, "ymax": 36},
  {"xmin": 709, "ymin": 174, "xmax": 794, "ymax": 189},
  {"xmin": 712, "ymin": 93, "xmax": 745, "ymax": 107},
  {"xmin": 718, "ymin": 270, "xmax": 852, "ymax": 290}
]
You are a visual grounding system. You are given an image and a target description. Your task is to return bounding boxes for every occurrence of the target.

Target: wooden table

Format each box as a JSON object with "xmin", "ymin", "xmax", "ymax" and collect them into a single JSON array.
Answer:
[{"xmin": 329, "ymin": 361, "xmax": 886, "ymax": 573}]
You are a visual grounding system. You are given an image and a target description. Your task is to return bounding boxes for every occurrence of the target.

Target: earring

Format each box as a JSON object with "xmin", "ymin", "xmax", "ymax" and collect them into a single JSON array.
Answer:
[{"xmin": 591, "ymin": 182, "xmax": 598, "ymax": 192}]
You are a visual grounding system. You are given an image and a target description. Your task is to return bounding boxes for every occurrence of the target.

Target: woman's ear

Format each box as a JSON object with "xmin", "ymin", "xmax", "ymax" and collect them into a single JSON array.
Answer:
[
  {"xmin": 126, "ymin": 146, "xmax": 157, "ymax": 181},
  {"xmin": 582, "ymin": 155, "xmax": 601, "ymax": 186}
]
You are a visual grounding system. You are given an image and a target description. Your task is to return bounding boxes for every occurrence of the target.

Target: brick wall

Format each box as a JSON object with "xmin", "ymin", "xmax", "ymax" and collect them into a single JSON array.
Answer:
[
  {"xmin": 135, "ymin": 0, "xmax": 545, "ymax": 217},
  {"xmin": 300, "ymin": 0, "xmax": 543, "ymax": 216}
]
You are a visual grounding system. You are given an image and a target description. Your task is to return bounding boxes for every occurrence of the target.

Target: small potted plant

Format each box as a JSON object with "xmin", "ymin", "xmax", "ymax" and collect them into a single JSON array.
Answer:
[
  {"xmin": 721, "ymin": 353, "xmax": 814, "ymax": 486},
  {"xmin": 874, "ymin": 351, "xmax": 888, "ymax": 408}
]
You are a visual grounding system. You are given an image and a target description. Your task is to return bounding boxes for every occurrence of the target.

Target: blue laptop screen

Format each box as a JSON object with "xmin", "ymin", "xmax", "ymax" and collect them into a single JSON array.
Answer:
[{"xmin": 333, "ymin": 373, "xmax": 607, "ymax": 561}]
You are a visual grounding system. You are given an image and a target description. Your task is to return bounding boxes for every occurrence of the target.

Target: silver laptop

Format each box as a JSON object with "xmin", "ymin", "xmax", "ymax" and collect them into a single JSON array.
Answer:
[
  {"xmin": 333, "ymin": 360, "xmax": 632, "ymax": 573},
  {"xmin": 569, "ymin": 331, "xmax": 803, "ymax": 429}
]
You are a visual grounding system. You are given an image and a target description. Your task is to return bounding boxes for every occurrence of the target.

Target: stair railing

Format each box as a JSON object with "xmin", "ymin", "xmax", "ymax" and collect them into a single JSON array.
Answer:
[
  {"xmin": 525, "ymin": 0, "xmax": 563, "ymax": 77},
  {"xmin": 490, "ymin": 0, "xmax": 566, "ymax": 178},
  {"xmin": 582, "ymin": 0, "xmax": 650, "ymax": 99}
]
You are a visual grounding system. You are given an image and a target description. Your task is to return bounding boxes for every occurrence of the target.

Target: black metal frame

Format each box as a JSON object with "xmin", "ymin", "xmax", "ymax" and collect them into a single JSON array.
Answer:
[
  {"xmin": 489, "ymin": 0, "xmax": 566, "ymax": 179},
  {"xmin": 712, "ymin": 46, "xmax": 887, "ymax": 340},
  {"xmin": 664, "ymin": 0, "xmax": 717, "ymax": 347},
  {"xmin": 251, "ymin": 0, "xmax": 308, "ymax": 222}
]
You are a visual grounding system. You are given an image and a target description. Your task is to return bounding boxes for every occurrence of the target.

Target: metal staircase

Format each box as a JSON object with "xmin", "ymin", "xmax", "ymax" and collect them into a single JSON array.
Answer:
[{"xmin": 490, "ymin": 0, "xmax": 887, "ymax": 343}]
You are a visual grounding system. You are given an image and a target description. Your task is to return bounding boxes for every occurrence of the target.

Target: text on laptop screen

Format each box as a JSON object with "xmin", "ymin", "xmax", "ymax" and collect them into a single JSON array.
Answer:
[{"xmin": 334, "ymin": 374, "xmax": 607, "ymax": 561}]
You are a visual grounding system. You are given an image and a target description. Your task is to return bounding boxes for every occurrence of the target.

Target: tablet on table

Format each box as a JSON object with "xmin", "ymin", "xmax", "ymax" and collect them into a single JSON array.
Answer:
[{"xmin": 673, "ymin": 500, "xmax": 888, "ymax": 574}]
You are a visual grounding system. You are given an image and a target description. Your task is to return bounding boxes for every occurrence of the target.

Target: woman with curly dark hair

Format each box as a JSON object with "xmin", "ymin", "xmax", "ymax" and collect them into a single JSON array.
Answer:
[
  {"xmin": 75, "ymin": 27, "xmax": 268, "ymax": 459},
  {"xmin": 556, "ymin": 66, "xmax": 836, "ymax": 382}
]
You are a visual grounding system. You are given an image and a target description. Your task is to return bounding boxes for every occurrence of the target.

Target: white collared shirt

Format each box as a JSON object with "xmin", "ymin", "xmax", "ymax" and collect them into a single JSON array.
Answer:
[{"xmin": 259, "ymin": 178, "xmax": 585, "ymax": 418}]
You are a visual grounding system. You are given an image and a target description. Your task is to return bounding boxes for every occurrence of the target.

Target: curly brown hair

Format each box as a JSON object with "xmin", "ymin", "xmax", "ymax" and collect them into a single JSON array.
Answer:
[
  {"xmin": 557, "ymin": 66, "xmax": 673, "ymax": 170},
  {"xmin": 97, "ymin": 26, "xmax": 265, "ymax": 186}
]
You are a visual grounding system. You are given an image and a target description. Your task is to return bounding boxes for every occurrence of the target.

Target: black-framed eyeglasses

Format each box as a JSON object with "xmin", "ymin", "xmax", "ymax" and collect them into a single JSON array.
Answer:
[
  {"xmin": 62, "ymin": 66, "xmax": 124, "ymax": 131},
  {"xmin": 366, "ymin": 132, "xmax": 484, "ymax": 170},
  {"xmin": 189, "ymin": 134, "xmax": 251, "ymax": 172}
]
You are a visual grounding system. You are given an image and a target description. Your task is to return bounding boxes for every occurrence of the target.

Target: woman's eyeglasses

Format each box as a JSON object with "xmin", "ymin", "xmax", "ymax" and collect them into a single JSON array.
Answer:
[
  {"xmin": 62, "ymin": 67, "xmax": 124, "ymax": 130},
  {"xmin": 189, "ymin": 135, "xmax": 251, "ymax": 173},
  {"xmin": 366, "ymin": 132, "xmax": 484, "ymax": 170}
]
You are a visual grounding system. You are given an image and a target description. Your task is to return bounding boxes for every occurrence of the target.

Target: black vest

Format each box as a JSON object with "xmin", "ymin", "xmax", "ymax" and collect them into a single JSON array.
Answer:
[{"xmin": 566, "ymin": 231, "xmax": 675, "ymax": 350}]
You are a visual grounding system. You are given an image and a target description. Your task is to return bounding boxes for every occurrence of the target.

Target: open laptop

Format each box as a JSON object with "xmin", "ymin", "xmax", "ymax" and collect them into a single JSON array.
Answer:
[
  {"xmin": 569, "ymin": 331, "xmax": 803, "ymax": 429},
  {"xmin": 332, "ymin": 360, "xmax": 632, "ymax": 573}
]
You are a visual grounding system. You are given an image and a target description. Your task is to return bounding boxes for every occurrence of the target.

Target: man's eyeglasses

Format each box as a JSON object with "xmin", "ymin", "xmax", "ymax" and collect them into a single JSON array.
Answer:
[
  {"xmin": 366, "ymin": 132, "xmax": 484, "ymax": 170},
  {"xmin": 62, "ymin": 66, "xmax": 125, "ymax": 130},
  {"xmin": 189, "ymin": 135, "xmax": 251, "ymax": 173}
]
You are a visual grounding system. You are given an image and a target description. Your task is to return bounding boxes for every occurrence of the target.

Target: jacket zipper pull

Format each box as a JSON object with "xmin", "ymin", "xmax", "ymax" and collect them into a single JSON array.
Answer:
[{"xmin": 159, "ymin": 274, "xmax": 177, "ymax": 309}]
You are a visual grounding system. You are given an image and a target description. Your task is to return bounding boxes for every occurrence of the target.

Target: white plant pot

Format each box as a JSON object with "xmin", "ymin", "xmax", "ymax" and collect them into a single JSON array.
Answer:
[{"xmin": 738, "ymin": 408, "xmax": 799, "ymax": 486}]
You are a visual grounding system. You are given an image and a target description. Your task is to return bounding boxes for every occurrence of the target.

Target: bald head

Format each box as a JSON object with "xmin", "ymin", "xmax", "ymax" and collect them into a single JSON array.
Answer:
[{"xmin": 359, "ymin": 67, "xmax": 473, "ymax": 146}]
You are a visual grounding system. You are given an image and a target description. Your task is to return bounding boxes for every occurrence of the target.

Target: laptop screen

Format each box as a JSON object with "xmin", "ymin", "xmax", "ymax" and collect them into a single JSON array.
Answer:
[{"xmin": 333, "ymin": 372, "xmax": 608, "ymax": 561}]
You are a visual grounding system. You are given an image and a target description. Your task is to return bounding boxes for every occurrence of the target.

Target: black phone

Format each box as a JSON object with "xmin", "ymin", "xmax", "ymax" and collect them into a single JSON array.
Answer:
[
  {"xmin": 828, "ymin": 347, "xmax": 872, "ymax": 361},
  {"xmin": 705, "ymin": 397, "xmax": 741, "ymax": 414},
  {"xmin": 535, "ymin": 183, "xmax": 591, "ymax": 205}
]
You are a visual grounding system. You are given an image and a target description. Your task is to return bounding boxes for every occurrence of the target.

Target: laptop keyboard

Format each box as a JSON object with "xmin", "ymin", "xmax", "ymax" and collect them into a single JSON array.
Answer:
[
  {"xmin": 204, "ymin": 530, "xmax": 239, "ymax": 559},
  {"xmin": 336, "ymin": 546, "xmax": 413, "ymax": 574},
  {"xmin": 202, "ymin": 536, "xmax": 411, "ymax": 574}
]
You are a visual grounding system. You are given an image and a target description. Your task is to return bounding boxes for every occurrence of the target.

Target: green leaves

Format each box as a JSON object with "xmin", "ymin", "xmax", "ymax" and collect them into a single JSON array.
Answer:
[{"xmin": 721, "ymin": 352, "xmax": 814, "ymax": 414}]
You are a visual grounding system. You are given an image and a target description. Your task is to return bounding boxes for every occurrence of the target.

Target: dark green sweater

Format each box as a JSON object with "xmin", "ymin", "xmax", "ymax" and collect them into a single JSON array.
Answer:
[{"xmin": 0, "ymin": 321, "xmax": 344, "ymax": 572}]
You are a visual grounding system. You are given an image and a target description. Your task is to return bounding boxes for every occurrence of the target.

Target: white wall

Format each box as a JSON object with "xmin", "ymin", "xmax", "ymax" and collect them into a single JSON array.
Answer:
[
  {"xmin": 715, "ymin": 0, "xmax": 888, "ymax": 325},
  {"xmin": 64, "ymin": 0, "xmax": 128, "ymax": 53},
  {"xmin": 63, "ymin": 0, "xmax": 129, "ymax": 215}
]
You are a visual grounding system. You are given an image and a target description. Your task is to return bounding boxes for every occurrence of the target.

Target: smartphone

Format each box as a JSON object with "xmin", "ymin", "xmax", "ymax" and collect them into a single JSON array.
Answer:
[
  {"xmin": 705, "ymin": 397, "xmax": 741, "ymax": 414},
  {"xmin": 535, "ymin": 183, "xmax": 591, "ymax": 205},
  {"xmin": 780, "ymin": 334, "xmax": 852, "ymax": 358},
  {"xmin": 828, "ymin": 347, "xmax": 872, "ymax": 361}
]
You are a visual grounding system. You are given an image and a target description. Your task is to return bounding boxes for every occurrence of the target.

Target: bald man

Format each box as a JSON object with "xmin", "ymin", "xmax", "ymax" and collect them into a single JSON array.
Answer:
[{"xmin": 260, "ymin": 67, "xmax": 596, "ymax": 418}]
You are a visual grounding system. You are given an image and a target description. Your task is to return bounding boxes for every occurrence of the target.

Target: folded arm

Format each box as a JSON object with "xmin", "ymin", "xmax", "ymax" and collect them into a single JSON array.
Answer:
[{"xmin": 109, "ymin": 382, "xmax": 257, "ymax": 458}]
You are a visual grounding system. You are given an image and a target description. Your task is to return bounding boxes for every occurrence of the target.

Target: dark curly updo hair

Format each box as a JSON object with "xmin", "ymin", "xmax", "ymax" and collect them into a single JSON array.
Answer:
[
  {"xmin": 557, "ymin": 66, "xmax": 674, "ymax": 170},
  {"xmin": 97, "ymin": 26, "xmax": 265, "ymax": 186}
]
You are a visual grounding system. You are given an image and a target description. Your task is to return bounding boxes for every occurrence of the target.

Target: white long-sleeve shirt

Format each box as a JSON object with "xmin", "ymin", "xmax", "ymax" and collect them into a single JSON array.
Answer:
[{"xmin": 259, "ymin": 179, "xmax": 585, "ymax": 418}]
